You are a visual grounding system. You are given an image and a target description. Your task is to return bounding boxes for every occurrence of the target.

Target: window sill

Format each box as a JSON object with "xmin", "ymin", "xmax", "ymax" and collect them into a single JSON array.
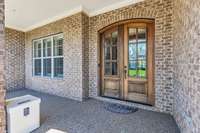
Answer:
[{"xmin": 32, "ymin": 76, "xmax": 64, "ymax": 81}]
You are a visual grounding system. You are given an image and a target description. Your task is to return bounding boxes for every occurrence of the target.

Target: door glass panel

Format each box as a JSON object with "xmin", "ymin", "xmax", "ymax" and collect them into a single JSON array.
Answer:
[
  {"xmin": 112, "ymin": 46, "xmax": 117, "ymax": 60},
  {"xmin": 129, "ymin": 28, "xmax": 137, "ymax": 44},
  {"xmin": 104, "ymin": 30, "xmax": 118, "ymax": 76},
  {"xmin": 138, "ymin": 28, "xmax": 146, "ymax": 60},
  {"xmin": 105, "ymin": 62, "xmax": 111, "ymax": 75},
  {"xmin": 105, "ymin": 46, "xmax": 111, "ymax": 60},
  {"xmin": 105, "ymin": 35, "xmax": 111, "ymax": 46},
  {"xmin": 128, "ymin": 28, "xmax": 147, "ymax": 79},
  {"xmin": 112, "ymin": 62, "xmax": 118, "ymax": 75},
  {"xmin": 129, "ymin": 44, "xmax": 137, "ymax": 60},
  {"xmin": 138, "ymin": 29, "xmax": 146, "ymax": 43},
  {"xmin": 138, "ymin": 60, "xmax": 146, "ymax": 78},
  {"xmin": 138, "ymin": 43, "xmax": 146, "ymax": 60},
  {"xmin": 129, "ymin": 61, "xmax": 137, "ymax": 77},
  {"xmin": 112, "ymin": 31, "xmax": 118, "ymax": 45}
]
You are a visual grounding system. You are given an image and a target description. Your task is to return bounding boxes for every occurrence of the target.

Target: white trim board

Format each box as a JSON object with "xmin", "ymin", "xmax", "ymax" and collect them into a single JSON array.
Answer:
[{"xmin": 6, "ymin": 0, "xmax": 144, "ymax": 32}]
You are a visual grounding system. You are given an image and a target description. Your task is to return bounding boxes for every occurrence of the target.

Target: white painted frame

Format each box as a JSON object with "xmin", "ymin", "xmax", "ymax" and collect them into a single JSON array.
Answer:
[{"xmin": 32, "ymin": 33, "xmax": 64, "ymax": 79}]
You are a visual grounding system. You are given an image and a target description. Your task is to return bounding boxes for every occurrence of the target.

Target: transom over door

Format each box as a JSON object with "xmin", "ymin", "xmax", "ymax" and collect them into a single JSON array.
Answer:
[{"xmin": 100, "ymin": 20, "xmax": 155, "ymax": 105}]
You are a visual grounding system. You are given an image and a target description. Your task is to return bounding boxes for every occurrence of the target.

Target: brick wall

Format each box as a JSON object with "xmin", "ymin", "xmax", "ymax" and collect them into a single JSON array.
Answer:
[
  {"xmin": 82, "ymin": 13, "xmax": 89, "ymax": 98},
  {"xmin": 25, "ymin": 13, "xmax": 89, "ymax": 101},
  {"xmin": 89, "ymin": 0, "xmax": 173, "ymax": 113},
  {"xmin": 173, "ymin": 0, "xmax": 200, "ymax": 132},
  {"xmin": 0, "ymin": 0, "xmax": 5, "ymax": 132},
  {"xmin": 5, "ymin": 28, "xmax": 25, "ymax": 91}
]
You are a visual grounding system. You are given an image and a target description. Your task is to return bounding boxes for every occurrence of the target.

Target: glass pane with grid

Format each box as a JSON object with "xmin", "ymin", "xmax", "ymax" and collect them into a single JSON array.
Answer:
[
  {"xmin": 128, "ymin": 28, "xmax": 147, "ymax": 79},
  {"xmin": 104, "ymin": 31, "xmax": 118, "ymax": 76}
]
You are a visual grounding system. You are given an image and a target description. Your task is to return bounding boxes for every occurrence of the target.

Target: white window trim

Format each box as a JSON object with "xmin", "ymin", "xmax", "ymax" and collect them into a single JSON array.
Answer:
[{"xmin": 32, "ymin": 33, "xmax": 64, "ymax": 79}]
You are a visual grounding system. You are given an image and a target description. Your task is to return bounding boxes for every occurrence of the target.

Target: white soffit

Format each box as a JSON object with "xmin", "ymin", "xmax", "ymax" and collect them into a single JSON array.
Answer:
[{"xmin": 5, "ymin": 0, "xmax": 144, "ymax": 32}]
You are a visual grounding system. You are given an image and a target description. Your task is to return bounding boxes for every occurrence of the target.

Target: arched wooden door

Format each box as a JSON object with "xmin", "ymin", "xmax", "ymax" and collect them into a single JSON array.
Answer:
[{"xmin": 99, "ymin": 19, "xmax": 155, "ymax": 105}]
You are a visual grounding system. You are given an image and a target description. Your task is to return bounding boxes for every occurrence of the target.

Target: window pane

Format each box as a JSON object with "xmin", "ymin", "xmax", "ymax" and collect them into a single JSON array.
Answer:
[
  {"xmin": 138, "ymin": 43, "xmax": 146, "ymax": 60},
  {"xmin": 112, "ymin": 31, "xmax": 118, "ymax": 45},
  {"xmin": 105, "ymin": 62, "xmax": 111, "ymax": 75},
  {"xmin": 54, "ymin": 36, "xmax": 63, "ymax": 56},
  {"xmin": 34, "ymin": 42, "xmax": 37, "ymax": 58},
  {"xmin": 54, "ymin": 58, "xmax": 63, "ymax": 78},
  {"xmin": 112, "ymin": 62, "xmax": 117, "ymax": 75},
  {"xmin": 105, "ymin": 46, "xmax": 110, "ymax": 60},
  {"xmin": 34, "ymin": 41, "xmax": 42, "ymax": 58},
  {"xmin": 138, "ymin": 28, "xmax": 146, "ymax": 43},
  {"xmin": 43, "ymin": 58, "xmax": 51, "ymax": 77},
  {"xmin": 38, "ymin": 43, "xmax": 41, "ymax": 57},
  {"xmin": 138, "ymin": 28, "xmax": 146, "ymax": 60},
  {"xmin": 138, "ymin": 60, "xmax": 146, "ymax": 78},
  {"xmin": 129, "ymin": 61, "xmax": 137, "ymax": 77},
  {"xmin": 129, "ymin": 44, "xmax": 137, "ymax": 61},
  {"xmin": 43, "ymin": 38, "xmax": 52, "ymax": 57},
  {"xmin": 105, "ymin": 34, "xmax": 111, "ymax": 46},
  {"xmin": 129, "ymin": 28, "xmax": 137, "ymax": 44},
  {"xmin": 112, "ymin": 46, "xmax": 117, "ymax": 60},
  {"xmin": 34, "ymin": 59, "xmax": 41, "ymax": 76}
]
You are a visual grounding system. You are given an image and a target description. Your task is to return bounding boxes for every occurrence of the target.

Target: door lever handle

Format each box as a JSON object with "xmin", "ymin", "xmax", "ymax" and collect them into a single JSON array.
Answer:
[{"xmin": 124, "ymin": 66, "xmax": 127, "ymax": 78}]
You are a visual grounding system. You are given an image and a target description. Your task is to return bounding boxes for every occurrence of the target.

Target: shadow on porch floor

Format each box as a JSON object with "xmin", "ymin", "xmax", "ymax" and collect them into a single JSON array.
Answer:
[{"xmin": 6, "ymin": 89, "xmax": 180, "ymax": 133}]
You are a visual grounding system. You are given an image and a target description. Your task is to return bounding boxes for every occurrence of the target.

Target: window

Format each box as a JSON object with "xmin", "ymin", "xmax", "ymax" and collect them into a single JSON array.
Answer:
[{"xmin": 32, "ymin": 33, "xmax": 64, "ymax": 78}]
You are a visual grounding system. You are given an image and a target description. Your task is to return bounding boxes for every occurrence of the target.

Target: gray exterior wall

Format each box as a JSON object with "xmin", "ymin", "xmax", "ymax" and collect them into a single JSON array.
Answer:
[
  {"xmin": 25, "ymin": 13, "xmax": 89, "ymax": 101},
  {"xmin": 5, "ymin": 28, "xmax": 25, "ymax": 91},
  {"xmin": 173, "ymin": 0, "xmax": 200, "ymax": 132}
]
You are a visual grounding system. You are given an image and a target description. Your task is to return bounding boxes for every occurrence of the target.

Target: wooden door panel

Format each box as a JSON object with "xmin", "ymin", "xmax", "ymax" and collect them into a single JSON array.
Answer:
[
  {"xmin": 127, "ymin": 93, "xmax": 147, "ymax": 103},
  {"xmin": 103, "ymin": 79, "xmax": 120, "ymax": 98},
  {"xmin": 128, "ymin": 81, "xmax": 147, "ymax": 94}
]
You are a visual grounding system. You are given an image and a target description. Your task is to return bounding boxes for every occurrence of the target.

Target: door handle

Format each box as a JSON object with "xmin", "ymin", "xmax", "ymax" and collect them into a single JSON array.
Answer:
[{"xmin": 124, "ymin": 66, "xmax": 127, "ymax": 78}]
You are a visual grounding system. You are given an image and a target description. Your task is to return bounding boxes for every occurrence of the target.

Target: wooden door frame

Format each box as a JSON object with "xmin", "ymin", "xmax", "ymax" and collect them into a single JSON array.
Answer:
[{"xmin": 98, "ymin": 19, "xmax": 155, "ymax": 105}]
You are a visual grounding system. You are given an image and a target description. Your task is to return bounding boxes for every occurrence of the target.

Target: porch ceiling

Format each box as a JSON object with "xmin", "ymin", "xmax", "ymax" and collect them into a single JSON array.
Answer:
[{"xmin": 5, "ymin": 0, "xmax": 143, "ymax": 32}]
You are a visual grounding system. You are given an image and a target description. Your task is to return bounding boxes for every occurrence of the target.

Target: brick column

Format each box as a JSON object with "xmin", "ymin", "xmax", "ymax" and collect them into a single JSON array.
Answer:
[{"xmin": 0, "ymin": 0, "xmax": 5, "ymax": 132}]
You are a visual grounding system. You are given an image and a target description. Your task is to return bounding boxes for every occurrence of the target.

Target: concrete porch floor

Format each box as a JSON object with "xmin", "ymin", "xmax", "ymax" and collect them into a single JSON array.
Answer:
[{"xmin": 6, "ymin": 89, "xmax": 180, "ymax": 133}]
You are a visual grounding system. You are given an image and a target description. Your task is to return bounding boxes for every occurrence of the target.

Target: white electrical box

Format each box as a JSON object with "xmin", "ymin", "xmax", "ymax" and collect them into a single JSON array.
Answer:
[{"xmin": 6, "ymin": 95, "xmax": 41, "ymax": 133}]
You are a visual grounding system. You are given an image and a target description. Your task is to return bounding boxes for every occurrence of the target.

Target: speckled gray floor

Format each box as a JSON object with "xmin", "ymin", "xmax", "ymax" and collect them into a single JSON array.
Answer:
[{"xmin": 6, "ymin": 89, "xmax": 180, "ymax": 133}]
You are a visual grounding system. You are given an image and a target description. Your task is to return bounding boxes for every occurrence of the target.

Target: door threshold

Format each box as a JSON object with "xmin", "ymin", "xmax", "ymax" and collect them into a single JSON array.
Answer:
[{"xmin": 101, "ymin": 96, "xmax": 152, "ymax": 106}]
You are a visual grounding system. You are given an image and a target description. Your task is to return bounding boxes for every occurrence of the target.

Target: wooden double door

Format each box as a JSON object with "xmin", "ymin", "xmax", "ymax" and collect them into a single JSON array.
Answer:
[{"xmin": 100, "ymin": 20, "xmax": 155, "ymax": 105}]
